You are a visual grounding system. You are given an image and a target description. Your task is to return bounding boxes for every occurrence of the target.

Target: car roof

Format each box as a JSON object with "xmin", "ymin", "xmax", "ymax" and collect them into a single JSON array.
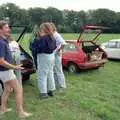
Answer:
[
  {"xmin": 109, "ymin": 39, "xmax": 120, "ymax": 42},
  {"xmin": 66, "ymin": 40, "xmax": 76, "ymax": 43}
]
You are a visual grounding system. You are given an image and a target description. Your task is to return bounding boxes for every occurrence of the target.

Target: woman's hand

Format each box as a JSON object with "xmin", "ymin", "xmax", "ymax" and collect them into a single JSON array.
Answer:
[{"xmin": 14, "ymin": 64, "xmax": 24, "ymax": 70}]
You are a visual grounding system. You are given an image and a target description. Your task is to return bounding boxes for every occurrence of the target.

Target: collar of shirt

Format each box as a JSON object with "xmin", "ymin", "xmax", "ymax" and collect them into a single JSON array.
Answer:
[{"xmin": 0, "ymin": 37, "xmax": 9, "ymax": 44}]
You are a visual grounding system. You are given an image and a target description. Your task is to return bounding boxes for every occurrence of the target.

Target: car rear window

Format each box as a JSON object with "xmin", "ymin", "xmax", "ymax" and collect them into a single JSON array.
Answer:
[{"xmin": 63, "ymin": 43, "xmax": 76, "ymax": 52}]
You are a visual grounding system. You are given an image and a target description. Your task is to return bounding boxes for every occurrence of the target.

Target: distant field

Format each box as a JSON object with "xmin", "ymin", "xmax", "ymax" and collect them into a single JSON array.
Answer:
[
  {"xmin": 3, "ymin": 33, "xmax": 120, "ymax": 120},
  {"xmin": 18, "ymin": 33, "xmax": 120, "ymax": 55},
  {"xmin": 62, "ymin": 33, "xmax": 120, "ymax": 43}
]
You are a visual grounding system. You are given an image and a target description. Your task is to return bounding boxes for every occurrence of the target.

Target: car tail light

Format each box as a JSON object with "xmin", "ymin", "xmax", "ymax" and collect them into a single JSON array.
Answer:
[{"xmin": 84, "ymin": 54, "xmax": 88, "ymax": 61}]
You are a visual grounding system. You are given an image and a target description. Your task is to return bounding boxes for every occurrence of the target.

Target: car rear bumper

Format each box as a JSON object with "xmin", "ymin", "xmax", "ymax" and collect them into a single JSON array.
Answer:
[
  {"xmin": 22, "ymin": 68, "xmax": 35, "ymax": 75},
  {"xmin": 78, "ymin": 59, "xmax": 107, "ymax": 69}
]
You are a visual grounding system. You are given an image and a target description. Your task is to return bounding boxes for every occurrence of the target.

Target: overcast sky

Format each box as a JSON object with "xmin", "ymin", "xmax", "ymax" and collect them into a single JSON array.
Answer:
[{"xmin": 0, "ymin": 0, "xmax": 120, "ymax": 12}]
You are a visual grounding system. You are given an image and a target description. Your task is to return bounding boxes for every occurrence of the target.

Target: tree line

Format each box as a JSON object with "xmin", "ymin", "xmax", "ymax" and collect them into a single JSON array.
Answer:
[{"xmin": 0, "ymin": 3, "xmax": 120, "ymax": 33}]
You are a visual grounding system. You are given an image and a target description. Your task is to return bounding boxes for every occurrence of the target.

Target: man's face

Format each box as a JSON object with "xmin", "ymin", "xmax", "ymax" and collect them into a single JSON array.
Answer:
[{"xmin": 0, "ymin": 24, "xmax": 11, "ymax": 38}]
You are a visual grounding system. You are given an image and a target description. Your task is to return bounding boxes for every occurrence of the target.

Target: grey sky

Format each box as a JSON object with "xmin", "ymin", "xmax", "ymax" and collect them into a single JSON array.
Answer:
[{"xmin": 0, "ymin": 0, "xmax": 120, "ymax": 12}]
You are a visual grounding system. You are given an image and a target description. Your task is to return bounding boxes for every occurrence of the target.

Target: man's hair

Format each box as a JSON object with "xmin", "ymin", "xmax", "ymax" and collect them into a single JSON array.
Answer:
[{"xmin": 0, "ymin": 20, "xmax": 8, "ymax": 29}]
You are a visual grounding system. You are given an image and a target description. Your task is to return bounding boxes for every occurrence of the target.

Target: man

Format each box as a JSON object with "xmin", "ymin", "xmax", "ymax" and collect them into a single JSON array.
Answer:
[{"xmin": 0, "ymin": 21, "xmax": 32, "ymax": 118}]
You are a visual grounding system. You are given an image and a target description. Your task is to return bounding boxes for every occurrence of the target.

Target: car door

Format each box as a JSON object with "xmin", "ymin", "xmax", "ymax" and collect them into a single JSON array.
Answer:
[
  {"xmin": 115, "ymin": 42, "xmax": 120, "ymax": 59},
  {"xmin": 62, "ymin": 43, "xmax": 79, "ymax": 65},
  {"xmin": 62, "ymin": 42, "xmax": 84, "ymax": 66},
  {"xmin": 105, "ymin": 41, "xmax": 120, "ymax": 59}
]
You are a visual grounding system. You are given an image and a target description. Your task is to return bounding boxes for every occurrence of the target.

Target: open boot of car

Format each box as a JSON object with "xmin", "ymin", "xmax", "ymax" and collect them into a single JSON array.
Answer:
[
  {"xmin": 78, "ymin": 26, "xmax": 108, "ymax": 69},
  {"xmin": 62, "ymin": 25, "xmax": 108, "ymax": 72}
]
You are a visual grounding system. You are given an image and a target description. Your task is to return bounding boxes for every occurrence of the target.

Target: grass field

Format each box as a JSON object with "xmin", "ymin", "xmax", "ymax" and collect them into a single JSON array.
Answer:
[{"xmin": 1, "ymin": 34, "xmax": 120, "ymax": 120}]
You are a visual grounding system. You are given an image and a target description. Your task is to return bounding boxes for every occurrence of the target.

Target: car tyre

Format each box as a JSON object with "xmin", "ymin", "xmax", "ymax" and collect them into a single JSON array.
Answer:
[{"xmin": 68, "ymin": 63, "xmax": 79, "ymax": 73}]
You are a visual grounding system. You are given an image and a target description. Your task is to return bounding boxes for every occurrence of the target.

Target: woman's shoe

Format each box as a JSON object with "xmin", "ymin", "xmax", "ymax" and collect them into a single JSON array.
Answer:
[
  {"xmin": 47, "ymin": 91, "xmax": 54, "ymax": 97},
  {"xmin": 40, "ymin": 93, "xmax": 48, "ymax": 99}
]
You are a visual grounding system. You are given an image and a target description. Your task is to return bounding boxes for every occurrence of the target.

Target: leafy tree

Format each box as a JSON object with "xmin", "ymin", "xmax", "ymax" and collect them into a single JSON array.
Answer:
[{"xmin": 1, "ymin": 3, "xmax": 120, "ymax": 33}]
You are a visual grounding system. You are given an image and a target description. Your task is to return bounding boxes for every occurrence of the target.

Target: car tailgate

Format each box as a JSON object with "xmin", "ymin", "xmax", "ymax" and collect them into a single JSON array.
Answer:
[{"xmin": 78, "ymin": 59, "xmax": 107, "ymax": 69}]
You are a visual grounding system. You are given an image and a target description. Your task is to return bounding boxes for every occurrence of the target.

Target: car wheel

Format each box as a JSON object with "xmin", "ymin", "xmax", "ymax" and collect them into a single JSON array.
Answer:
[
  {"xmin": 22, "ymin": 74, "xmax": 30, "ymax": 81},
  {"xmin": 94, "ymin": 67, "xmax": 100, "ymax": 70},
  {"xmin": 68, "ymin": 63, "xmax": 79, "ymax": 73}
]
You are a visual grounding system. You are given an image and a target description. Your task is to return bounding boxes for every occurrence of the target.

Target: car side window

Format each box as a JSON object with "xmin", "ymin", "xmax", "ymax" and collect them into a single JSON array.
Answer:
[
  {"xmin": 117, "ymin": 42, "xmax": 120, "ymax": 48},
  {"xmin": 63, "ymin": 43, "xmax": 76, "ymax": 52},
  {"xmin": 107, "ymin": 42, "xmax": 117, "ymax": 48}
]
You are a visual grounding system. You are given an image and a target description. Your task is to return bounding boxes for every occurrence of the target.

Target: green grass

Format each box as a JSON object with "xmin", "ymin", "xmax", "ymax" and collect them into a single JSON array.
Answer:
[
  {"xmin": 19, "ymin": 33, "xmax": 120, "ymax": 56},
  {"xmin": 2, "ymin": 33, "xmax": 120, "ymax": 120}
]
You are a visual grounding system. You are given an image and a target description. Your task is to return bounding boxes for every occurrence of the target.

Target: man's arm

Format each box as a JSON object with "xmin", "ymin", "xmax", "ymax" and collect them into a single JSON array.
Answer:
[{"xmin": 0, "ymin": 58, "xmax": 23, "ymax": 70}]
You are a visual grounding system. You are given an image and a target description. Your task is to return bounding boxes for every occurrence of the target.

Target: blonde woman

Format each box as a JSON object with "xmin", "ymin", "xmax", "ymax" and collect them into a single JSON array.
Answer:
[
  {"xmin": 9, "ymin": 37, "xmax": 22, "ymax": 85},
  {"xmin": 50, "ymin": 23, "xmax": 66, "ymax": 91},
  {"xmin": 31, "ymin": 23, "xmax": 56, "ymax": 99}
]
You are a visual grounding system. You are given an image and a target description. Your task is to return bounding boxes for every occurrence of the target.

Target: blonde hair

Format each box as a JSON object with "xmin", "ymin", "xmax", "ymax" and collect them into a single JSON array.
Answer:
[
  {"xmin": 50, "ymin": 23, "xmax": 57, "ymax": 32},
  {"xmin": 39, "ymin": 22, "xmax": 53, "ymax": 36}
]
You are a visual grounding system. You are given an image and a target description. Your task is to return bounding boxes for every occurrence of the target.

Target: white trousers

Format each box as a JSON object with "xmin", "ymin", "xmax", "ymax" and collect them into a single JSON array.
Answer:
[
  {"xmin": 37, "ymin": 53, "xmax": 55, "ymax": 93},
  {"xmin": 54, "ymin": 53, "xmax": 66, "ymax": 89}
]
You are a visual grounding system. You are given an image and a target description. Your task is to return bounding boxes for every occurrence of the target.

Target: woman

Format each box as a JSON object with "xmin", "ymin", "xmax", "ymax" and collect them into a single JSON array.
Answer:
[
  {"xmin": 31, "ymin": 23, "xmax": 56, "ymax": 99},
  {"xmin": 50, "ymin": 23, "xmax": 66, "ymax": 91},
  {"xmin": 9, "ymin": 37, "xmax": 22, "ymax": 85}
]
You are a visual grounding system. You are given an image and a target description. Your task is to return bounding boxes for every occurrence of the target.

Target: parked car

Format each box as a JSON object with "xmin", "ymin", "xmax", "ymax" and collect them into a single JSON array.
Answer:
[
  {"xmin": 101, "ymin": 39, "xmax": 120, "ymax": 59},
  {"xmin": 10, "ymin": 26, "xmax": 35, "ymax": 80},
  {"xmin": 62, "ymin": 25, "xmax": 108, "ymax": 73}
]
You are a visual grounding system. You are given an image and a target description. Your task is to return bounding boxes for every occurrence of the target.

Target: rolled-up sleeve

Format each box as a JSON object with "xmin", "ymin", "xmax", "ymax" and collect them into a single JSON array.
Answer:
[
  {"xmin": 54, "ymin": 32, "xmax": 66, "ymax": 46},
  {"xmin": 0, "ymin": 42, "xmax": 5, "ymax": 58}
]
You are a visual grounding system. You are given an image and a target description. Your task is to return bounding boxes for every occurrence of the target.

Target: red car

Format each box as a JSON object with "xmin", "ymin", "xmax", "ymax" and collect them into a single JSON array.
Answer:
[{"xmin": 62, "ymin": 25, "xmax": 108, "ymax": 73}]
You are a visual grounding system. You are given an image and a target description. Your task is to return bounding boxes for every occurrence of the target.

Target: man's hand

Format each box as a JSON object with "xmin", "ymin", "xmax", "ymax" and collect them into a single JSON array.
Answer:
[{"xmin": 0, "ymin": 58, "xmax": 24, "ymax": 70}]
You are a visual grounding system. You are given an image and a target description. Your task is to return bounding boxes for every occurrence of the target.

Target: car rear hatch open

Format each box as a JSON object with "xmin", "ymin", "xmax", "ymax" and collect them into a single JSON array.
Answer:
[
  {"xmin": 76, "ymin": 25, "xmax": 108, "ymax": 64},
  {"xmin": 77, "ymin": 25, "xmax": 109, "ymax": 43}
]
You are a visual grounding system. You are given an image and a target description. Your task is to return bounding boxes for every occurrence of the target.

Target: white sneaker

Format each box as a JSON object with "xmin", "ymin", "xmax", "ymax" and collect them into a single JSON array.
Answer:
[
  {"xmin": 19, "ymin": 112, "xmax": 32, "ymax": 118},
  {"xmin": 0, "ymin": 108, "xmax": 12, "ymax": 115}
]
